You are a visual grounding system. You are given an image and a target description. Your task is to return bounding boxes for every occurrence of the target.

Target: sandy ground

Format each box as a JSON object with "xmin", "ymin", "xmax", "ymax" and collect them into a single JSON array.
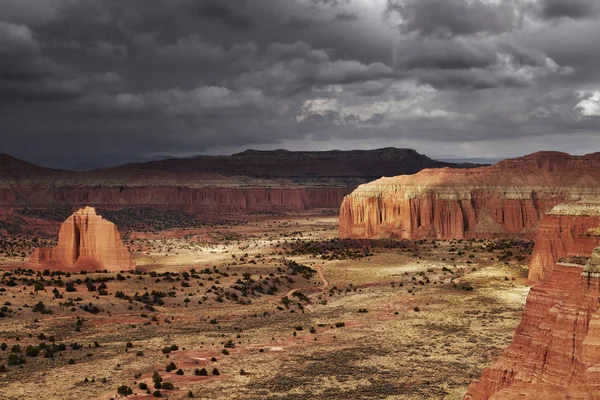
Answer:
[{"xmin": 0, "ymin": 210, "xmax": 531, "ymax": 399}]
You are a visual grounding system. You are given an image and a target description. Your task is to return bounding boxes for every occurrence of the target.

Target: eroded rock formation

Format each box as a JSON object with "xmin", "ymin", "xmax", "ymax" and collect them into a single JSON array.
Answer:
[
  {"xmin": 528, "ymin": 203, "xmax": 600, "ymax": 284},
  {"xmin": 30, "ymin": 207, "xmax": 135, "ymax": 272},
  {"xmin": 340, "ymin": 152, "xmax": 600, "ymax": 240},
  {"xmin": 465, "ymin": 203, "xmax": 600, "ymax": 400}
]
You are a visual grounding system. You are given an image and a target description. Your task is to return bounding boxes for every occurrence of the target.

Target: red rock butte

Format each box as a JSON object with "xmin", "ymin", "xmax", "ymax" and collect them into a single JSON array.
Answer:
[
  {"xmin": 339, "ymin": 151, "xmax": 600, "ymax": 240},
  {"xmin": 30, "ymin": 207, "xmax": 135, "ymax": 272},
  {"xmin": 465, "ymin": 202, "xmax": 600, "ymax": 400}
]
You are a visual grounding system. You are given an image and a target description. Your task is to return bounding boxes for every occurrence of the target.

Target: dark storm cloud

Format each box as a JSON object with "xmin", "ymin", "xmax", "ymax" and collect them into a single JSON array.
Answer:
[
  {"xmin": 334, "ymin": 12, "xmax": 359, "ymax": 22},
  {"xmin": 0, "ymin": 22, "xmax": 49, "ymax": 80},
  {"xmin": 538, "ymin": 0, "xmax": 600, "ymax": 20},
  {"xmin": 287, "ymin": 16, "xmax": 314, "ymax": 29},
  {"xmin": 385, "ymin": 0, "xmax": 522, "ymax": 37},
  {"xmin": 395, "ymin": 38, "xmax": 499, "ymax": 70},
  {"xmin": 235, "ymin": 41, "xmax": 397, "ymax": 94},
  {"xmin": 0, "ymin": 21, "xmax": 98, "ymax": 101},
  {"xmin": 309, "ymin": 0, "xmax": 351, "ymax": 7},
  {"xmin": 0, "ymin": 0, "xmax": 598, "ymax": 168},
  {"xmin": 194, "ymin": 0, "xmax": 254, "ymax": 30}
]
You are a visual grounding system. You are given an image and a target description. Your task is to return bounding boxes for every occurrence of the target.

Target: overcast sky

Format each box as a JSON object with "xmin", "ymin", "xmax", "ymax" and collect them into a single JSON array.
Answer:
[{"xmin": 1, "ymin": 0, "xmax": 599, "ymax": 168}]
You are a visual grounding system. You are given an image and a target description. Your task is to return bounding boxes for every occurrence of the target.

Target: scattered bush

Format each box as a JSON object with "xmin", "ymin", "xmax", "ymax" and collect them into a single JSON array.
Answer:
[
  {"xmin": 117, "ymin": 385, "xmax": 133, "ymax": 396},
  {"xmin": 25, "ymin": 345, "xmax": 39, "ymax": 357}
]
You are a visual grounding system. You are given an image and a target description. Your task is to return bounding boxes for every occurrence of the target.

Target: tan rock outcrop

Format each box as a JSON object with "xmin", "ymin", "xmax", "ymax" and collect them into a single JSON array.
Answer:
[
  {"xmin": 464, "ymin": 204, "xmax": 600, "ymax": 400},
  {"xmin": 30, "ymin": 207, "xmax": 135, "ymax": 272},
  {"xmin": 340, "ymin": 152, "xmax": 600, "ymax": 240}
]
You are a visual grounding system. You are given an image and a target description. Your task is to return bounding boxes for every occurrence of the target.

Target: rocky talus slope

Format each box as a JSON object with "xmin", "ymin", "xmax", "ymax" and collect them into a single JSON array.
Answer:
[
  {"xmin": 340, "ymin": 152, "xmax": 600, "ymax": 239},
  {"xmin": 465, "ymin": 203, "xmax": 600, "ymax": 400},
  {"xmin": 30, "ymin": 207, "xmax": 135, "ymax": 272}
]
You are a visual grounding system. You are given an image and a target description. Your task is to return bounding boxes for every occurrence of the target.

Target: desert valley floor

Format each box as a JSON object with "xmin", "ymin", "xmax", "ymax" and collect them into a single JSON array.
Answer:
[{"xmin": 0, "ymin": 208, "xmax": 533, "ymax": 399}]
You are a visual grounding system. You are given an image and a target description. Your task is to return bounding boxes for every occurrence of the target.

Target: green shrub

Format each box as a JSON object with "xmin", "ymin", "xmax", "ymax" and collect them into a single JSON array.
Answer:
[
  {"xmin": 25, "ymin": 345, "xmax": 39, "ymax": 357},
  {"xmin": 117, "ymin": 385, "xmax": 133, "ymax": 396},
  {"xmin": 7, "ymin": 353, "xmax": 25, "ymax": 365}
]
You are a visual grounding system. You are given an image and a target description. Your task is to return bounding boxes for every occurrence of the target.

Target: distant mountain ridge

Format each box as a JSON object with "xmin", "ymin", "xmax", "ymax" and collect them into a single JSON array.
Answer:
[
  {"xmin": 0, "ymin": 148, "xmax": 483, "ymax": 212},
  {"xmin": 118, "ymin": 147, "xmax": 483, "ymax": 184}
]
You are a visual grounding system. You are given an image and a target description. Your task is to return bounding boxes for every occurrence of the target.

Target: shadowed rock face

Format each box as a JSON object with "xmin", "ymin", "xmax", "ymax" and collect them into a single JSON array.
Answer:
[
  {"xmin": 339, "ymin": 152, "xmax": 600, "ymax": 240},
  {"xmin": 118, "ymin": 148, "xmax": 475, "ymax": 181},
  {"xmin": 0, "ymin": 148, "xmax": 479, "ymax": 212},
  {"xmin": 464, "ymin": 204, "xmax": 600, "ymax": 400},
  {"xmin": 30, "ymin": 207, "xmax": 135, "ymax": 272}
]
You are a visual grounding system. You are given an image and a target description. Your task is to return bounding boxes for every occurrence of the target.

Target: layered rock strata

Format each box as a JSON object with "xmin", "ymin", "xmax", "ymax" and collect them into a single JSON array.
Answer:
[
  {"xmin": 1, "ymin": 186, "xmax": 352, "ymax": 213},
  {"xmin": 528, "ymin": 202, "xmax": 600, "ymax": 283},
  {"xmin": 30, "ymin": 207, "xmax": 135, "ymax": 272},
  {"xmin": 465, "ymin": 203, "xmax": 600, "ymax": 399},
  {"xmin": 0, "ymin": 148, "xmax": 478, "ymax": 213},
  {"xmin": 340, "ymin": 152, "xmax": 600, "ymax": 240}
]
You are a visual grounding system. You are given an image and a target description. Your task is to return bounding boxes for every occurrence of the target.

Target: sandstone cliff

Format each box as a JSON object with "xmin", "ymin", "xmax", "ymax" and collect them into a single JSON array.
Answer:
[
  {"xmin": 30, "ymin": 207, "xmax": 135, "ymax": 272},
  {"xmin": 465, "ymin": 203, "xmax": 600, "ymax": 400},
  {"xmin": 528, "ymin": 203, "xmax": 600, "ymax": 283},
  {"xmin": 0, "ymin": 148, "xmax": 478, "ymax": 212},
  {"xmin": 340, "ymin": 152, "xmax": 600, "ymax": 240}
]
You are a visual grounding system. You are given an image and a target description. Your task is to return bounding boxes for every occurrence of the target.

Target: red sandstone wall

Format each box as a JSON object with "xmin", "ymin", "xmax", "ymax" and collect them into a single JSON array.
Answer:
[
  {"xmin": 528, "ymin": 214, "xmax": 600, "ymax": 283},
  {"xmin": 0, "ymin": 187, "xmax": 352, "ymax": 213},
  {"xmin": 340, "ymin": 152, "xmax": 600, "ymax": 240},
  {"xmin": 465, "ymin": 211, "xmax": 600, "ymax": 399},
  {"xmin": 340, "ymin": 191, "xmax": 565, "ymax": 240},
  {"xmin": 465, "ymin": 263, "xmax": 600, "ymax": 400}
]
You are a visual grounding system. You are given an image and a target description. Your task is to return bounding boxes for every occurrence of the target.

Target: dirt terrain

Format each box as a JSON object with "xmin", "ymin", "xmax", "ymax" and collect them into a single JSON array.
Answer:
[{"xmin": 0, "ymin": 208, "xmax": 532, "ymax": 399}]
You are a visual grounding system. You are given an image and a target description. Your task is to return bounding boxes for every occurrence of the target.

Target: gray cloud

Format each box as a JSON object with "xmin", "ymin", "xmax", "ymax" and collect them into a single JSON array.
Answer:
[
  {"xmin": 288, "ymin": 15, "xmax": 314, "ymax": 29},
  {"xmin": 395, "ymin": 37, "xmax": 499, "ymax": 70},
  {"xmin": 0, "ymin": 21, "xmax": 87, "ymax": 101},
  {"xmin": 309, "ymin": 0, "xmax": 351, "ymax": 7},
  {"xmin": 235, "ymin": 41, "xmax": 397, "ymax": 94},
  {"xmin": 538, "ymin": 0, "xmax": 600, "ymax": 20},
  {"xmin": 0, "ymin": 0, "xmax": 598, "ymax": 168},
  {"xmin": 193, "ymin": 0, "xmax": 254, "ymax": 30},
  {"xmin": 0, "ymin": 0, "xmax": 67, "ymax": 26},
  {"xmin": 385, "ymin": 0, "xmax": 522, "ymax": 37},
  {"xmin": 334, "ymin": 12, "xmax": 358, "ymax": 22}
]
